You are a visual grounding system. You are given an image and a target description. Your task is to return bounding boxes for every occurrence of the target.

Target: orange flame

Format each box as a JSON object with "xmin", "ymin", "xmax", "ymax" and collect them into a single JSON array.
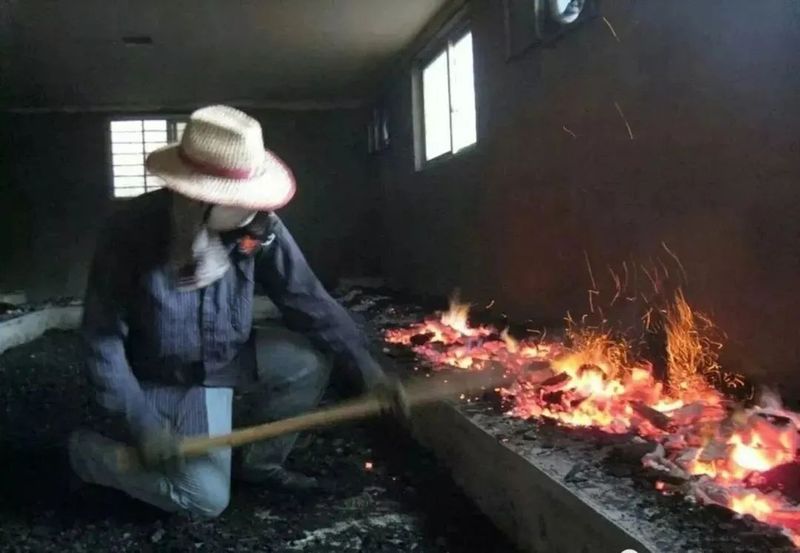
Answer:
[
  {"xmin": 384, "ymin": 289, "xmax": 800, "ymax": 545},
  {"xmin": 440, "ymin": 294, "xmax": 473, "ymax": 335},
  {"xmin": 730, "ymin": 492, "xmax": 781, "ymax": 520}
]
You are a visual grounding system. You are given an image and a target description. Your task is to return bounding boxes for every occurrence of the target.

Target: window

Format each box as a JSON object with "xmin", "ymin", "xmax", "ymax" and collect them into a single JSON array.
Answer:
[
  {"xmin": 420, "ymin": 30, "xmax": 477, "ymax": 163},
  {"xmin": 108, "ymin": 118, "xmax": 186, "ymax": 198}
]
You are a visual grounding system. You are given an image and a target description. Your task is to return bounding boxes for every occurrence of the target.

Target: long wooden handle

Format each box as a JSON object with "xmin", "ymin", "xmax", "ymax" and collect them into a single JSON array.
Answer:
[
  {"xmin": 180, "ymin": 395, "xmax": 384, "ymax": 457},
  {"xmin": 116, "ymin": 369, "xmax": 507, "ymax": 471}
]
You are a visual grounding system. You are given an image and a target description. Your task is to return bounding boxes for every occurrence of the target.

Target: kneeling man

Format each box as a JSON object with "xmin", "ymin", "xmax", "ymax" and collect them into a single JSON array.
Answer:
[{"xmin": 70, "ymin": 105, "xmax": 392, "ymax": 517}]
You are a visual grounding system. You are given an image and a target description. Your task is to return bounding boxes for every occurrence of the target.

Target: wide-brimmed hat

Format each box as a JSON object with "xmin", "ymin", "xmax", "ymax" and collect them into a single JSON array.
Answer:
[{"xmin": 146, "ymin": 105, "xmax": 296, "ymax": 211}]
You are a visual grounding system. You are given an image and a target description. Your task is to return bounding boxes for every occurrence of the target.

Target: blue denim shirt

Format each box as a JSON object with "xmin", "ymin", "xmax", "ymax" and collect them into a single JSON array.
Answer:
[{"xmin": 83, "ymin": 190, "xmax": 382, "ymax": 436}]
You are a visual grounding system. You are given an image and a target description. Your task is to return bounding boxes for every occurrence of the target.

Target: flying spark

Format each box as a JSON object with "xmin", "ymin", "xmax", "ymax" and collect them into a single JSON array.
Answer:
[
  {"xmin": 614, "ymin": 101, "xmax": 635, "ymax": 141},
  {"xmin": 602, "ymin": 16, "xmax": 621, "ymax": 42}
]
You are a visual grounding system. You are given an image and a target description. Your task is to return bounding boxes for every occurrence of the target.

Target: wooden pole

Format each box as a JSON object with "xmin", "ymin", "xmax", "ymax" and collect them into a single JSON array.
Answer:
[{"xmin": 116, "ymin": 369, "xmax": 506, "ymax": 471}]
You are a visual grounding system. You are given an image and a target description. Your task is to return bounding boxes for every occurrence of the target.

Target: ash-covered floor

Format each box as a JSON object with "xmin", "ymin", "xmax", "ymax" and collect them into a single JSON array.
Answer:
[{"xmin": 0, "ymin": 330, "xmax": 518, "ymax": 553}]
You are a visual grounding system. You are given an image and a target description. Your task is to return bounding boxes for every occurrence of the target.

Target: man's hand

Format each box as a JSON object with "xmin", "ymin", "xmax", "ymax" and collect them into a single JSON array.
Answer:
[
  {"xmin": 370, "ymin": 376, "xmax": 410, "ymax": 422},
  {"xmin": 136, "ymin": 427, "xmax": 184, "ymax": 470}
]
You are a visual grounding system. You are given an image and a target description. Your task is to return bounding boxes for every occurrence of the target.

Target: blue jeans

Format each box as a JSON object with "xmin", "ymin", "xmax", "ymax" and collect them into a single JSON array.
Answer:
[{"xmin": 68, "ymin": 323, "xmax": 332, "ymax": 518}]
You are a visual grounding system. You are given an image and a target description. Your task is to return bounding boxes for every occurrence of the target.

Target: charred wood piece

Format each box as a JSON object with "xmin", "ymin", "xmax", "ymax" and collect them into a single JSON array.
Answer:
[
  {"xmin": 409, "ymin": 332, "xmax": 434, "ymax": 346},
  {"xmin": 632, "ymin": 401, "xmax": 673, "ymax": 431}
]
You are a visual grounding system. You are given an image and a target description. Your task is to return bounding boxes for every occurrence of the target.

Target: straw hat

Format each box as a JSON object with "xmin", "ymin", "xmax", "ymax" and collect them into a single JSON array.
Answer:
[{"xmin": 146, "ymin": 105, "xmax": 296, "ymax": 211}]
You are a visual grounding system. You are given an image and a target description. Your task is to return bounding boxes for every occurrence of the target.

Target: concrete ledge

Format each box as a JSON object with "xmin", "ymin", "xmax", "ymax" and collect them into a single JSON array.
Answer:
[
  {"xmin": 410, "ymin": 400, "xmax": 654, "ymax": 553},
  {"xmin": 0, "ymin": 306, "xmax": 83, "ymax": 354},
  {"xmin": 0, "ymin": 296, "xmax": 276, "ymax": 355},
  {"xmin": 0, "ymin": 291, "xmax": 27, "ymax": 305}
]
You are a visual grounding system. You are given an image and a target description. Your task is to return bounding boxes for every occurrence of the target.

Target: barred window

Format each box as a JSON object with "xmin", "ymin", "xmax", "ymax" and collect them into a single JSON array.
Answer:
[{"xmin": 108, "ymin": 118, "xmax": 186, "ymax": 198}]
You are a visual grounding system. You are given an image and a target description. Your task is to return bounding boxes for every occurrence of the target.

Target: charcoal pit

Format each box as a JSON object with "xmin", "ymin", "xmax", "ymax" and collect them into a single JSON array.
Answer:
[{"xmin": 338, "ymin": 285, "xmax": 799, "ymax": 553}]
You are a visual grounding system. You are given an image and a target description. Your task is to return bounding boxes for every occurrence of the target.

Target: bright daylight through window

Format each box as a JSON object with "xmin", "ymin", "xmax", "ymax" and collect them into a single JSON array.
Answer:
[
  {"xmin": 109, "ymin": 119, "xmax": 186, "ymax": 197},
  {"xmin": 422, "ymin": 30, "xmax": 476, "ymax": 162}
]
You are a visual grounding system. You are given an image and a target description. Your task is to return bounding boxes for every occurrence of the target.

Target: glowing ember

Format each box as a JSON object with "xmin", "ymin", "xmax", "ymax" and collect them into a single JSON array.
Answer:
[
  {"xmin": 364, "ymin": 461, "xmax": 374, "ymax": 471},
  {"xmin": 731, "ymin": 492, "xmax": 781, "ymax": 520},
  {"xmin": 385, "ymin": 291, "xmax": 800, "ymax": 546}
]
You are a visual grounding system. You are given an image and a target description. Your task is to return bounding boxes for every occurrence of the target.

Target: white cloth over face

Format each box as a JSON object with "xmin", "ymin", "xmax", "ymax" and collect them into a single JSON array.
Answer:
[
  {"xmin": 206, "ymin": 205, "xmax": 256, "ymax": 232},
  {"xmin": 168, "ymin": 195, "xmax": 258, "ymax": 291}
]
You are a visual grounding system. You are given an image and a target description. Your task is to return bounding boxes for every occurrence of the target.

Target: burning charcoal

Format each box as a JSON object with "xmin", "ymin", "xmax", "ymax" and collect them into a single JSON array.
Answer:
[
  {"xmin": 692, "ymin": 477, "xmax": 731, "ymax": 507},
  {"xmin": 567, "ymin": 395, "xmax": 589, "ymax": 410},
  {"xmin": 642, "ymin": 444, "xmax": 691, "ymax": 482},
  {"xmin": 541, "ymin": 390, "xmax": 565, "ymax": 405},
  {"xmin": 428, "ymin": 342, "xmax": 449, "ymax": 353},
  {"xmin": 697, "ymin": 439, "xmax": 730, "ymax": 463},
  {"xmin": 766, "ymin": 509, "xmax": 800, "ymax": 532},
  {"xmin": 675, "ymin": 447, "xmax": 702, "ymax": 468},
  {"xmin": 670, "ymin": 401, "xmax": 727, "ymax": 427},
  {"xmin": 631, "ymin": 401, "xmax": 673, "ymax": 431},
  {"xmin": 519, "ymin": 362, "xmax": 555, "ymax": 386},
  {"xmin": 661, "ymin": 432, "xmax": 689, "ymax": 451},
  {"xmin": 609, "ymin": 440, "xmax": 658, "ymax": 464},
  {"xmin": 576, "ymin": 364, "xmax": 604, "ymax": 379},
  {"xmin": 754, "ymin": 407, "xmax": 800, "ymax": 429},
  {"xmin": 539, "ymin": 372, "xmax": 571, "ymax": 391},
  {"xmin": 409, "ymin": 333, "xmax": 434, "ymax": 346},
  {"xmin": 748, "ymin": 461, "xmax": 800, "ymax": 502},
  {"xmin": 523, "ymin": 360, "xmax": 554, "ymax": 376},
  {"xmin": 756, "ymin": 411, "xmax": 796, "ymax": 427},
  {"xmin": 640, "ymin": 468, "xmax": 690, "ymax": 486}
]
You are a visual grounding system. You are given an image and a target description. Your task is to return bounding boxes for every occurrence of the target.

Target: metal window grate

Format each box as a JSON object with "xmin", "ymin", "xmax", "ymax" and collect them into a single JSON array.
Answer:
[{"xmin": 109, "ymin": 118, "xmax": 186, "ymax": 198}]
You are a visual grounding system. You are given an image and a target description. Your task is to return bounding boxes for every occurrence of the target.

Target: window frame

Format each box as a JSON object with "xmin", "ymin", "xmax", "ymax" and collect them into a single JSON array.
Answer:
[
  {"xmin": 106, "ymin": 115, "xmax": 187, "ymax": 199},
  {"xmin": 413, "ymin": 15, "xmax": 476, "ymax": 171}
]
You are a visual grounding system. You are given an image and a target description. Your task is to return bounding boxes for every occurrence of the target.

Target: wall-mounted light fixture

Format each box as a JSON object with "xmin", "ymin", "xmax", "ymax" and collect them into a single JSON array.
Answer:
[
  {"xmin": 536, "ymin": 0, "xmax": 598, "ymax": 42},
  {"xmin": 504, "ymin": 0, "xmax": 599, "ymax": 61},
  {"xmin": 548, "ymin": 0, "xmax": 586, "ymax": 25}
]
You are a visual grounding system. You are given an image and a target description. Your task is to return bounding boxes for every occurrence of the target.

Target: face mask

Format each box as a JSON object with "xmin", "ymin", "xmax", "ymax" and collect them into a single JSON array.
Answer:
[
  {"xmin": 169, "ymin": 194, "xmax": 232, "ymax": 290},
  {"xmin": 206, "ymin": 205, "xmax": 257, "ymax": 231}
]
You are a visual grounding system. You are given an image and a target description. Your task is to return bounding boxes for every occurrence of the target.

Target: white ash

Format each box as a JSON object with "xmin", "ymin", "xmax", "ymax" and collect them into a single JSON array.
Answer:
[{"xmin": 285, "ymin": 513, "xmax": 418, "ymax": 550}]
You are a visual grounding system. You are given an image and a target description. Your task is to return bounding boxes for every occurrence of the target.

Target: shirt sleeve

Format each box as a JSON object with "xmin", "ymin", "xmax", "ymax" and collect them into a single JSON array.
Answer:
[
  {"xmin": 82, "ymin": 217, "xmax": 163, "ymax": 438},
  {"xmin": 253, "ymin": 214, "xmax": 385, "ymax": 390}
]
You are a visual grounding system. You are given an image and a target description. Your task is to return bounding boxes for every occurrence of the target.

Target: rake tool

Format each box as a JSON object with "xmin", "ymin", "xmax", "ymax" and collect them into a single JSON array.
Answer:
[{"xmin": 116, "ymin": 368, "xmax": 509, "ymax": 471}]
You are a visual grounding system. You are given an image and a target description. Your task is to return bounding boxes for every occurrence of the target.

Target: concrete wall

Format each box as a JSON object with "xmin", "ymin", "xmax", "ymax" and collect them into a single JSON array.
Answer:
[
  {"xmin": 375, "ymin": 1, "xmax": 800, "ymax": 395},
  {"xmin": 0, "ymin": 108, "xmax": 378, "ymax": 300}
]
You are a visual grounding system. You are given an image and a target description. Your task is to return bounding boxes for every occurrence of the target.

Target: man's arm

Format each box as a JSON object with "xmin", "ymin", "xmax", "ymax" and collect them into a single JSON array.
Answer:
[
  {"xmin": 253, "ymin": 214, "xmax": 385, "ymax": 390},
  {"xmin": 82, "ymin": 219, "xmax": 163, "ymax": 438}
]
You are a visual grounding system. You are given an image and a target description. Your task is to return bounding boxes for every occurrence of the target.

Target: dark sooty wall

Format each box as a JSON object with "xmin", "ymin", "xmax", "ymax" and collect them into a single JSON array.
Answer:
[
  {"xmin": 0, "ymin": 108, "xmax": 378, "ymax": 300},
  {"xmin": 376, "ymin": 1, "xmax": 800, "ymax": 395}
]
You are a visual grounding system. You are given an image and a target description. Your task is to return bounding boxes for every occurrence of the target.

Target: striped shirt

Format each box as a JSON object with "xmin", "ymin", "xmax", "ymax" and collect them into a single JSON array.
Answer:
[{"xmin": 83, "ymin": 190, "xmax": 382, "ymax": 437}]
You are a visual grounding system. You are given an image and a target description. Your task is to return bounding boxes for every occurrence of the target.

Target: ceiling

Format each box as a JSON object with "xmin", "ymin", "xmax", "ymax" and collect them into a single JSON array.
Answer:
[{"xmin": 1, "ymin": 0, "xmax": 450, "ymax": 110}]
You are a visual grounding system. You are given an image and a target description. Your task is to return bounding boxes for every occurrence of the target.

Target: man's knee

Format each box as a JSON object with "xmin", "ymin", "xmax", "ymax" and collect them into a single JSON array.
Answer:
[
  {"xmin": 293, "ymin": 347, "xmax": 331, "ymax": 386},
  {"xmin": 254, "ymin": 326, "xmax": 331, "ymax": 389},
  {"xmin": 175, "ymin": 470, "xmax": 231, "ymax": 518}
]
